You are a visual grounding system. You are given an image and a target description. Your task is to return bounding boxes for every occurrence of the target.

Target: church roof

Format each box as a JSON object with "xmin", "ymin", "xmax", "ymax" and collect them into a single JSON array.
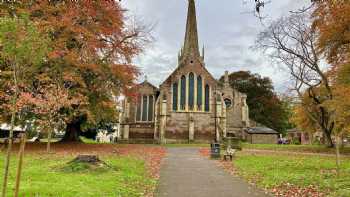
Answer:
[
  {"xmin": 245, "ymin": 127, "xmax": 279, "ymax": 134},
  {"xmin": 138, "ymin": 80, "xmax": 158, "ymax": 90}
]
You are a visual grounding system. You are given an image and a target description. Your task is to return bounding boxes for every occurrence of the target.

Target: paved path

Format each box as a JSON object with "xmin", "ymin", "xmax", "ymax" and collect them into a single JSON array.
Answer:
[{"xmin": 156, "ymin": 147, "xmax": 270, "ymax": 197}]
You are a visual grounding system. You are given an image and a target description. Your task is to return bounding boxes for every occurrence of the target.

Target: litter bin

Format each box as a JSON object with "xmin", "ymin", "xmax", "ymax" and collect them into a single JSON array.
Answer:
[{"xmin": 210, "ymin": 142, "xmax": 221, "ymax": 159}]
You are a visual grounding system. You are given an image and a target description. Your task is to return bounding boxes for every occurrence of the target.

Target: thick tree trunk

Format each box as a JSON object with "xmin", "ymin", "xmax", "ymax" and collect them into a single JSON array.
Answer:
[
  {"xmin": 323, "ymin": 128, "xmax": 334, "ymax": 148},
  {"xmin": 60, "ymin": 121, "xmax": 82, "ymax": 142}
]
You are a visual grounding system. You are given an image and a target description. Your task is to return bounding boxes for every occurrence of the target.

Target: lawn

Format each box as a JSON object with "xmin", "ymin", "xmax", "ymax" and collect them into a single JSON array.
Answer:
[
  {"xmin": 0, "ymin": 143, "xmax": 166, "ymax": 197},
  {"xmin": 234, "ymin": 152, "xmax": 350, "ymax": 197},
  {"xmin": 242, "ymin": 143, "xmax": 350, "ymax": 155}
]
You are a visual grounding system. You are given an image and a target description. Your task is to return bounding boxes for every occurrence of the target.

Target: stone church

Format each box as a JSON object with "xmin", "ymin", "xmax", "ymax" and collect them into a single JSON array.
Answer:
[{"xmin": 120, "ymin": 0, "xmax": 250, "ymax": 143}]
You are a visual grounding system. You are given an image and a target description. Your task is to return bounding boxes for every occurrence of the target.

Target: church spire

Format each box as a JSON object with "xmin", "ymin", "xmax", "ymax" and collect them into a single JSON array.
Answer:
[{"xmin": 182, "ymin": 0, "xmax": 200, "ymax": 58}]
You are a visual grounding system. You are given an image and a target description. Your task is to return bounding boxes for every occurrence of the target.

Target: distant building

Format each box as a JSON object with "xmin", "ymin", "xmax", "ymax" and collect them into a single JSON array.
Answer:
[
  {"xmin": 286, "ymin": 128, "xmax": 312, "ymax": 145},
  {"xmin": 119, "ymin": 0, "xmax": 250, "ymax": 143},
  {"xmin": 243, "ymin": 127, "xmax": 279, "ymax": 144},
  {"xmin": 0, "ymin": 123, "xmax": 25, "ymax": 138}
]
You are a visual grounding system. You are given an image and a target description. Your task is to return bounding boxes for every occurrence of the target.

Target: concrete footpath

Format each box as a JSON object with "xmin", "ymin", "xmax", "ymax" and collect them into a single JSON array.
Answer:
[{"xmin": 155, "ymin": 147, "xmax": 270, "ymax": 197}]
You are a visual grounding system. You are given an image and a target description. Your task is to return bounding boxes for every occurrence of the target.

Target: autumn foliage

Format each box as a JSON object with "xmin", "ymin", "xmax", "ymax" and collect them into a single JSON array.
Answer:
[{"xmin": 1, "ymin": 1, "xmax": 150, "ymax": 141}]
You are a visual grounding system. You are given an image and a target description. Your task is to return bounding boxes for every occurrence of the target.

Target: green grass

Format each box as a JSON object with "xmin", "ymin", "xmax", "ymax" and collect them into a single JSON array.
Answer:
[
  {"xmin": 234, "ymin": 153, "xmax": 350, "ymax": 197},
  {"xmin": 242, "ymin": 143, "xmax": 350, "ymax": 154},
  {"xmin": 0, "ymin": 153, "xmax": 155, "ymax": 197}
]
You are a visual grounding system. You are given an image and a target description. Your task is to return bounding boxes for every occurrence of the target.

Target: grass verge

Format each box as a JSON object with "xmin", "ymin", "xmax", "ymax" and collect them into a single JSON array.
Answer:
[
  {"xmin": 0, "ymin": 153, "xmax": 155, "ymax": 197},
  {"xmin": 234, "ymin": 152, "xmax": 350, "ymax": 196},
  {"xmin": 242, "ymin": 143, "xmax": 350, "ymax": 155}
]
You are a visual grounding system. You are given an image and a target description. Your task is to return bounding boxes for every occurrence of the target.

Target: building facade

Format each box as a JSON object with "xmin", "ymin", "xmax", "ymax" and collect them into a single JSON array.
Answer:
[{"xmin": 119, "ymin": 0, "xmax": 250, "ymax": 143}]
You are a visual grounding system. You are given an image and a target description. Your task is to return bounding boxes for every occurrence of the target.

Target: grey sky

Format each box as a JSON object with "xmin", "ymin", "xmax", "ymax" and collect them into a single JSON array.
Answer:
[{"xmin": 121, "ymin": 0, "xmax": 309, "ymax": 93}]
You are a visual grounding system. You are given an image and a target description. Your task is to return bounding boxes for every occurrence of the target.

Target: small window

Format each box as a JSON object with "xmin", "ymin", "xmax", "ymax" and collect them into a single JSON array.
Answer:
[
  {"xmin": 205, "ymin": 85, "xmax": 210, "ymax": 112},
  {"xmin": 142, "ymin": 95, "xmax": 148, "ymax": 121},
  {"xmin": 224, "ymin": 98, "xmax": 232, "ymax": 108},
  {"xmin": 173, "ymin": 83, "xmax": 178, "ymax": 111},
  {"xmin": 136, "ymin": 97, "xmax": 141, "ymax": 121},
  {"xmin": 148, "ymin": 96, "xmax": 154, "ymax": 121}
]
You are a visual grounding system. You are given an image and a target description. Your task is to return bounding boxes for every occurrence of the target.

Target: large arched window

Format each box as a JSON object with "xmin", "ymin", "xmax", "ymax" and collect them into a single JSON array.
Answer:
[
  {"xmin": 205, "ymin": 84, "xmax": 210, "ymax": 112},
  {"xmin": 180, "ymin": 75, "xmax": 186, "ymax": 110},
  {"xmin": 172, "ymin": 83, "xmax": 178, "ymax": 111},
  {"xmin": 136, "ymin": 95, "xmax": 154, "ymax": 122},
  {"xmin": 197, "ymin": 76, "xmax": 202, "ymax": 110},
  {"xmin": 188, "ymin": 73, "xmax": 195, "ymax": 110}
]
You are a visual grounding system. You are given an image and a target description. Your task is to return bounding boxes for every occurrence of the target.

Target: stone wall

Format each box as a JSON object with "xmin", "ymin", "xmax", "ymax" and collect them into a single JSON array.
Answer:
[{"xmin": 165, "ymin": 112, "xmax": 215, "ymax": 141}]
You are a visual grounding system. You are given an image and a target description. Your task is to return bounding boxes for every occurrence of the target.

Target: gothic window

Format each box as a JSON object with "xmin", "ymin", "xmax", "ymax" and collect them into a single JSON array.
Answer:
[
  {"xmin": 205, "ymin": 84, "xmax": 210, "ymax": 112},
  {"xmin": 197, "ymin": 75, "xmax": 202, "ymax": 110},
  {"xmin": 136, "ymin": 97, "xmax": 141, "ymax": 121},
  {"xmin": 180, "ymin": 75, "xmax": 186, "ymax": 110},
  {"xmin": 142, "ymin": 95, "xmax": 148, "ymax": 121},
  {"xmin": 172, "ymin": 83, "xmax": 178, "ymax": 111},
  {"xmin": 148, "ymin": 96, "xmax": 154, "ymax": 121},
  {"xmin": 188, "ymin": 73, "xmax": 195, "ymax": 110},
  {"xmin": 136, "ymin": 95, "xmax": 155, "ymax": 122}
]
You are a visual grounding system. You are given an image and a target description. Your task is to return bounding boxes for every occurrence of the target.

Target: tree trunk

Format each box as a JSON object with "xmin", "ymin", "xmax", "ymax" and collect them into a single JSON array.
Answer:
[
  {"xmin": 60, "ymin": 121, "xmax": 82, "ymax": 142},
  {"xmin": 14, "ymin": 133, "xmax": 26, "ymax": 197},
  {"xmin": 47, "ymin": 128, "xmax": 52, "ymax": 153},
  {"xmin": 323, "ymin": 128, "xmax": 334, "ymax": 148},
  {"xmin": 335, "ymin": 135, "xmax": 341, "ymax": 177}
]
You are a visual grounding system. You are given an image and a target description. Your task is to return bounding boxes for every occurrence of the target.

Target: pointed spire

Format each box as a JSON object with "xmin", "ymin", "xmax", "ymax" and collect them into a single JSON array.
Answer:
[{"xmin": 183, "ymin": 0, "xmax": 200, "ymax": 58}]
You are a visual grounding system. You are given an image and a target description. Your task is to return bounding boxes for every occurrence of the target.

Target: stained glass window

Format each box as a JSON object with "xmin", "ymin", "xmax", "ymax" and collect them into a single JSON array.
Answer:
[
  {"xmin": 180, "ymin": 75, "xmax": 186, "ymax": 110},
  {"xmin": 188, "ymin": 73, "xmax": 194, "ymax": 110},
  {"xmin": 173, "ymin": 83, "xmax": 178, "ymax": 111},
  {"xmin": 197, "ymin": 76, "xmax": 202, "ymax": 110},
  {"xmin": 205, "ymin": 84, "xmax": 210, "ymax": 112}
]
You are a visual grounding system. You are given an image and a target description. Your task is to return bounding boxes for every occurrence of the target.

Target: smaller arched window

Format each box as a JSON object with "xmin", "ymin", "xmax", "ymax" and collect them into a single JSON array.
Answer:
[
  {"xmin": 188, "ymin": 73, "xmax": 195, "ymax": 110},
  {"xmin": 142, "ymin": 95, "xmax": 148, "ymax": 121},
  {"xmin": 180, "ymin": 75, "xmax": 186, "ymax": 110},
  {"xmin": 136, "ymin": 96, "xmax": 141, "ymax": 121},
  {"xmin": 205, "ymin": 84, "xmax": 210, "ymax": 112},
  {"xmin": 172, "ymin": 83, "xmax": 178, "ymax": 111},
  {"xmin": 197, "ymin": 76, "xmax": 202, "ymax": 110}
]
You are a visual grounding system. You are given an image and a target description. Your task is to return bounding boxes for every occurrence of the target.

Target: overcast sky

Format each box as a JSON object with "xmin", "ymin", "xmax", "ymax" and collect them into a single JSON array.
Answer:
[{"xmin": 121, "ymin": 0, "xmax": 309, "ymax": 93}]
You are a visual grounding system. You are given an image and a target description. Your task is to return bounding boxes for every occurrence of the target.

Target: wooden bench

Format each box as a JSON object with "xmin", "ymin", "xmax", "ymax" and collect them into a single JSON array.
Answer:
[{"xmin": 223, "ymin": 148, "xmax": 236, "ymax": 161}]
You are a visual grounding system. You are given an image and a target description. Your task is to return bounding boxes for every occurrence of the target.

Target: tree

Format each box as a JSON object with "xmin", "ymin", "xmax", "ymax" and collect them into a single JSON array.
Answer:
[
  {"xmin": 17, "ymin": 78, "xmax": 77, "ymax": 153},
  {"xmin": 1, "ymin": 1, "xmax": 150, "ymax": 142},
  {"xmin": 312, "ymin": 0, "xmax": 350, "ymax": 68},
  {"xmin": 0, "ymin": 15, "xmax": 50, "ymax": 197},
  {"xmin": 220, "ymin": 71, "xmax": 293, "ymax": 133},
  {"xmin": 255, "ymin": 12, "xmax": 335, "ymax": 147}
]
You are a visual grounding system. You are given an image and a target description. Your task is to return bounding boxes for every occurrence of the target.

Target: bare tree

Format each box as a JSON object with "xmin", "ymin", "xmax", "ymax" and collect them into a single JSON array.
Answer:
[{"xmin": 255, "ymin": 12, "xmax": 334, "ymax": 147}]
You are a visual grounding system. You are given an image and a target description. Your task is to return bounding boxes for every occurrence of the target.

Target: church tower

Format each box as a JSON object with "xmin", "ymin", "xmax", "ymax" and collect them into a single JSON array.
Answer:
[
  {"xmin": 120, "ymin": 0, "xmax": 250, "ymax": 144},
  {"xmin": 178, "ymin": 0, "xmax": 204, "ymax": 64}
]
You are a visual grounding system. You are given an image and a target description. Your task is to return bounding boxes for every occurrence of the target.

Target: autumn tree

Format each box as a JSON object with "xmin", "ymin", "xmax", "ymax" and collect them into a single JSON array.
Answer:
[
  {"xmin": 17, "ymin": 78, "xmax": 78, "ymax": 153},
  {"xmin": 0, "ymin": 15, "xmax": 50, "ymax": 197},
  {"xmin": 220, "ymin": 71, "xmax": 293, "ymax": 133},
  {"xmin": 311, "ymin": 0, "xmax": 350, "ymax": 172},
  {"xmin": 255, "ymin": 12, "xmax": 335, "ymax": 147},
  {"xmin": 1, "ymin": 1, "xmax": 150, "ymax": 142}
]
